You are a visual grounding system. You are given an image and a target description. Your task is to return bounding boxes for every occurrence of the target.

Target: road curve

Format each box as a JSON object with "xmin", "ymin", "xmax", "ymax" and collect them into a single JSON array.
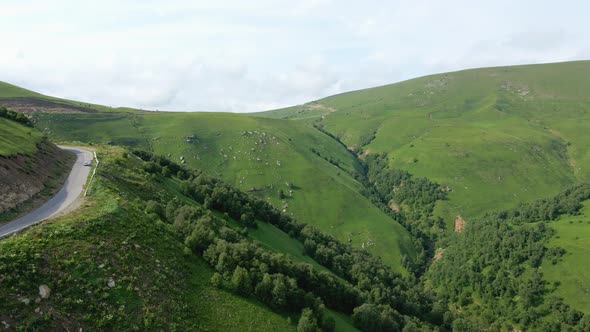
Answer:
[{"xmin": 0, "ymin": 146, "xmax": 93, "ymax": 238}]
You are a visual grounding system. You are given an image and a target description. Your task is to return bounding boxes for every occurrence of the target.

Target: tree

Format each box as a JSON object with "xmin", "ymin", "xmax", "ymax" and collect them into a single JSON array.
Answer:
[
  {"xmin": 271, "ymin": 275, "xmax": 288, "ymax": 309},
  {"xmin": 352, "ymin": 304, "xmax": 400, "ymax": 332},
  {"xmin": 353, "ymin": 304, "xmax": 382, "ymax": 332},
  {"xmin": 145, "ymin": 200, "xmax": 164, "ymax": 219},
  {"xmin": 321, "ymin": 314, "xmax": 335, "ymax": 332},
  {"xmin": 578, "ymin": 314, "xmax": 590, "ymax": 332},
  {"xmin": 254, "ymin": 273, "xmax": 273, "ymax": 304},
  {"xmin": 231, "ymin": 266, "xmax": 252, "ymax": 295},
  {"xmin": 240, "ymin": 213, "xmax": 256, "ymax": 228},
  {"xmin": 403, "ymin": 320, "xmax": 422, "ymax": 332},
  {"xmin": 210, "ymin": 272, "xmax": 223, "ymax": 288},
  {"xmin": 161, "ymin": 166, "xmax": 171, "ymax": 177},
  {"xmin": 297, "ymin": 308, "xmax": 319, "ymax": 332}
]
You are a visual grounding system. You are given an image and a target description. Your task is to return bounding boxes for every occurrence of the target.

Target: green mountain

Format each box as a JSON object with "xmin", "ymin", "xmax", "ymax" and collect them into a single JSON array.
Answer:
[
  {"xmin": 2, "ymin": 60, "xmax": 590, "ymax": 331},
  {"xmin": 260, "ymin": 60, "xmax": 590, "ymax": 226}
]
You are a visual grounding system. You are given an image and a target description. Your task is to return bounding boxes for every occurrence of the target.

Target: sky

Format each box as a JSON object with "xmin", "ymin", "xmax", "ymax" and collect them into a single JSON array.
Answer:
[{"xmin": 0, "ymin": 0, "xmax": 588, "ymax": 113}]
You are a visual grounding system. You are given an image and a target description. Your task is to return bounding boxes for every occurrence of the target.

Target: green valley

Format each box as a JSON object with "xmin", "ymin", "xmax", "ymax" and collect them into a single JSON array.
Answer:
[{"xmin": 2, "ymin": 60, "xmax": 590, "ymax": 331}]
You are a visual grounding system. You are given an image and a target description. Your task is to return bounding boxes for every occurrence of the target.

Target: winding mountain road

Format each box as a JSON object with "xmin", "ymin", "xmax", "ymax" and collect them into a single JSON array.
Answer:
[{"xmin": 0, "ymin": 146, "xmax": 93, "ymax": 238}]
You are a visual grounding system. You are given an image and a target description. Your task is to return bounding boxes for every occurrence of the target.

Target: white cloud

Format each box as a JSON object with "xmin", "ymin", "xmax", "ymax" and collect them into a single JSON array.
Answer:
[{"xmin": 0, "ymin": 0, "xmax": 588, "ymax": 112}]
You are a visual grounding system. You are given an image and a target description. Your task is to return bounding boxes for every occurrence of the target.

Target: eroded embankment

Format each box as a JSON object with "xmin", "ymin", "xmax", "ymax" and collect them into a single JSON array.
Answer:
[{"xmin": 0, "ymin": 139, "xmax": 74, "ymax": 217}]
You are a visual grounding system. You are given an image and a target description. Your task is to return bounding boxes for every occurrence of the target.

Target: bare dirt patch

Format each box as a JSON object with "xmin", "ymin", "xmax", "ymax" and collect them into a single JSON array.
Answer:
[
  {"xmin": 454, "ymin": 215, "xmax": 466, "ymax": 233},
  {"xmin": 305, "ymin": 102, "xmax": 337, "ymax": 113},
  {"xmin": 358, "ymin": 149, "xmax": 372, "ymax": 158},
  {"xmin": 432, "ymin": 248, "xmax": 445, "ymax": 262},
  {"xmin": 0, "ymin": 97, "xmax": 98, "ymax": 113},
  {"xmin": 388, "ymin": 201, "xmax": 400, "ymax": 213}
]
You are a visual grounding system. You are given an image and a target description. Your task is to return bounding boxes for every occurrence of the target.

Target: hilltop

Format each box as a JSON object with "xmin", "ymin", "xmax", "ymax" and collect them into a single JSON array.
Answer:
[{"xmin": 0, "ymin": 81, "xmax": 137, "ymax": 114}]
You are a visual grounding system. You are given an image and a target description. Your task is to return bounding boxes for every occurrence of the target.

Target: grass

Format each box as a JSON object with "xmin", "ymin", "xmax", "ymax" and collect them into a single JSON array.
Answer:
[
  {"xmin": 0, "ymin": 117, "xmax": 43, "ymax": 156},
  {"xmin": 0, "ymin": 80, "xmax": 138, "ymax": 113},
  {"xmin": 0, "ymin": 145, "xmax": 365, "ymax": 330},
  {"xmin": 542, "ymin": 200, "xmax": 590, "ymax": 314},
  {"xmin": 0, "ymin": 81, "xmax": 45, "ymax": 99},
  {"xmin": 260, "ymin": 60, "xmax": 590, "ymax": 227},
  {"xmin": 162, "ymin": 174, "xmax": 334, "ymax": 275},
  {"xmin": 0, "ymin": 146, "xmax": 297, "ymax": 331},
  {"xmin": 32, "ymin": 111, "xmax": 416, "ymax": 272},
  {"xmin": 13, "ymin": 59, "xmax": 590, "ymax": 277},
  {"xmin": 249, "ymin": 221, "xmax": 331, "ymax": 273}
]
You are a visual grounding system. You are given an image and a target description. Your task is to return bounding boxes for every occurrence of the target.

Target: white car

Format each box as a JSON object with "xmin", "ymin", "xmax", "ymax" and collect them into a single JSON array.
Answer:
[{"xmin": 83, "ymin": 160, "xmax": 92, "ymax": 166}]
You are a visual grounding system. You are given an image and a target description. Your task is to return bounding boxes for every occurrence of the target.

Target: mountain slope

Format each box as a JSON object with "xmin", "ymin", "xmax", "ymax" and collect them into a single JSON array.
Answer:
[
  {"xmin": 0, "ymin": 112, "xmax": 74, "ymax": 221},
  {"xmin": 1, "ymin": 145, "xmax": 432, "ymax": 331},
  {"xmin": 260, "ymin": 60, "xmax": 590, "ymax": 225},
  {"xmin": 0, "ymin": 147, "xmax": 299, "ymax": 331},
  {"xmin": 29, "ymin": 111, "xmax": 416, "ymax": 271},
  {"xmin": 0, "ymin": 81, "xmax": 136, "ymax": 113}
]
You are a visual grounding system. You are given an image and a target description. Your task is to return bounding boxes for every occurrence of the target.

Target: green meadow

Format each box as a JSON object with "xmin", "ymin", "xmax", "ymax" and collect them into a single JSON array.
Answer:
[
  {"xmin": 543, "ymin": 200, "xmax": 590, "ymax": 314},
  {"xmin": 0, "ymin": 117, "xmax": 43, "ymax": 156}
]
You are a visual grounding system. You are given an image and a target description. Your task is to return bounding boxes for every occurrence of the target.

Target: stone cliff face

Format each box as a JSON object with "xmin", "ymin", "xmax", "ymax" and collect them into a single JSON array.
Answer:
[{"xmin": 0, "ymin": 139, "xmax": 73, "ymax": 214}]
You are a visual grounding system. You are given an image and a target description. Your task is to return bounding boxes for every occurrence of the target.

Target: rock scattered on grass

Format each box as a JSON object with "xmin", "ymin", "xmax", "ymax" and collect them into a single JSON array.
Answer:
[
  {"xmin": 39, "ymin": 285, "xmax": 51, "ymax": 299},
  {"xmin": 108, "ymin": 278, "xmax": 115, "ymax": 288}
]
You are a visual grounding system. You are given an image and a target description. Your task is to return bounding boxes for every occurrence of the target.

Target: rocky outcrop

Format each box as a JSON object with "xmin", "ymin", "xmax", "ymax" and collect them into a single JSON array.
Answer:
[{"xmin": 38, "ymin": 285, "xmax": 51, "ymax": 299}]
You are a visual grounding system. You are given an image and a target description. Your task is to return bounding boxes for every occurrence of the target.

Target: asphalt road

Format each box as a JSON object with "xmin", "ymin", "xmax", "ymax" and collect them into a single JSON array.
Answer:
[{"xmin": 0, "ymin": 146, "xmax": 93, "ymax": 238}]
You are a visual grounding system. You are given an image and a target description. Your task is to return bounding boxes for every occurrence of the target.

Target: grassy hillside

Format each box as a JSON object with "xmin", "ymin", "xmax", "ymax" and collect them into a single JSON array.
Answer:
[
  {"xmin": 0, "ymin": 146, "xmax": 365, "ymax": 331},
  {"xmin": 542, "ymin": 200, "xmax": 590, "ymax": 313},
  {"xmin": 0, "ymin": 81, "xmax": 46, "ymax": 99},
  {"xmin": 260, "ymin": 60, "xmax": 590, "ymax": 226},
  {"xmin": 0, "ymin": 80, "xmax": 137, "ymax": 113},
  {"xmin": 0, "ymin": 117, "xmax": 42, "ymax": 156},
  {"xmin": 32, "ymin": 111, "xmax": 416, "ymax": 271},
  {"xmin": 0, "ymin": 112, "xmax": 74, "ymax": 221}
]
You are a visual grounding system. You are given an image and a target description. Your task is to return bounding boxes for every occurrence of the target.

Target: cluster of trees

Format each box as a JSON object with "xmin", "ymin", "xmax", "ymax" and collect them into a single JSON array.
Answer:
[
  {"xmin": 355, "ymin": 153, "xmax": 447, "ymax": 274},
  {"xmin": 363, "ymin": 153, "xmax": 446, "ymax": 222},
  {"xmin": 429, "ymin": 185, "xmax": 590, "ymax": 331},
  {"xmin": 171, "ymin": 207, "xmax": 339, "ymax": 331},
  {"xmin": 491, "ymin": 183, "xmax": 590, "ymax": 223},
  {"xmin": 0, "ymin": 106, "xmax": 33, "ymax": 127},
  {"xmin": 133, "ymin": 150, "xmax": 435, "ymax": 331},
  {"xmin": 309, "ymin": 147, "xmax": 341, "ymax": 168}
]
